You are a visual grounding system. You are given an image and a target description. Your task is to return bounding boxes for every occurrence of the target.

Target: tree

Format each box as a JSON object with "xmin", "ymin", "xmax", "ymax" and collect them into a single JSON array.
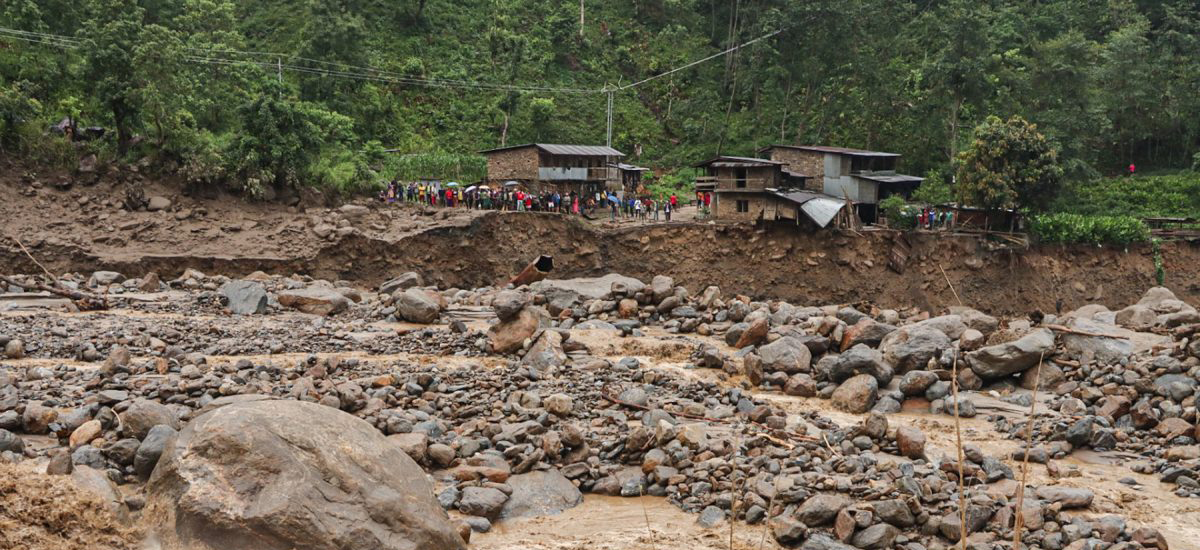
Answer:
[
  {"xmin": 228, "ymin": 80, "xmax": 355, "ymax": 195},
  {"xmin": 529, "ymin": 97, "xmax": 555, "ymax": 140},
  {"xmin": 956, "ymin": 115, "xmax": 1063, "ymax": 212},
  {"xmin": 78, "ymin": 0, "xmax": 146, "ymax": 154}
]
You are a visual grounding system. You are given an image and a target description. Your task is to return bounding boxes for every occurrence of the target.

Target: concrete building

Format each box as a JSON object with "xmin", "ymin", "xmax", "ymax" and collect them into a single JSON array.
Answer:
[{"xmin": 758, "ymin": 145, "xmax": 923, "ymax": 222}]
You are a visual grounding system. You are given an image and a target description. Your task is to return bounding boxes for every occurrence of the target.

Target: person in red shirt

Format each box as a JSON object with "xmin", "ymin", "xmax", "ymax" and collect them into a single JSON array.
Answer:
[
  {"xmin": 670, "ymin": 194, "xmax": 677, "ymax": 209},
  {"xmin": 1128, "ymin": 163, "xmax": 1136, "ymax": 176},
  {"xmin": 445, "ymin": 188, "xmax": 454, "ymax": 207}
]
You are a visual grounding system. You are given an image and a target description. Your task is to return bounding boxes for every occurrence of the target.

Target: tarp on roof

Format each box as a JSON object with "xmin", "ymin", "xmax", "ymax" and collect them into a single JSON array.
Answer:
[
  {"xmin": 771, "ymin": 190, "xmax": 846, "ymax": 228},
  {"xmin": 610, "ymin": 162, "xmax": 649, "ymax": 171},
  {"xmin": 854, "ymin": 173, "xmax": 924, "ymax": 184}
]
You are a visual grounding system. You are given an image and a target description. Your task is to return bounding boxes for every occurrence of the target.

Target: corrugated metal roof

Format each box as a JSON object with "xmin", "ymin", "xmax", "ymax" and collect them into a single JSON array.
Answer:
[
  {"xmin": 760, "ymin": 144, "xmax": 900, "ymax": 157},
  {"xmin": 771, "ymin": 190, "xmax": 846, "ymax": 228},
  {"xmin": 694, "ymin": 155, "xmax": 785, "ymax": 168},
  {"xmin": 479, "ymin": 143, "xmax": 624, "ymax": 156},
  {"xmin": 610, "ymin": 162, "xmax": 649, "ymax": 171},
  {"xmin": 782, "ymin": 168, "xmax": 811, "ymax": 179},
  {"xmin": 854, "ymin": 173, "xmax": 924, "ymax": 184}
]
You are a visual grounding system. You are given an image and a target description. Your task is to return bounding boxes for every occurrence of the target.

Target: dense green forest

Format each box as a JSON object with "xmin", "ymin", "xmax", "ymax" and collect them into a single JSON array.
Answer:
[{"xmin": 2, "ymin": 0, "xmax": 1199, "ymax": 196}]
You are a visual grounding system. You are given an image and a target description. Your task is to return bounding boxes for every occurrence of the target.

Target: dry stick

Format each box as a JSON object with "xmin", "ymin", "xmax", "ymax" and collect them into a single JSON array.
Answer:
[
  {"xmin": 1012, "ymin": 351, "xmax": 1046, "ymax": 549},
  {"xmin": 939, "ymin": 264, "xmax": 964, "ymax": 307},
  {"xmin": 639, "ymin": 483, "xmax": 656, "ymax": 549},
  {"xmin": 13, "ymin": 237, "xmax": 57, "ymax": 281},
  {"xmin": 757, "ymin": 489, "xmax": 777, "ymax": 550},
  {"xmin": 950, "ymin": 353, "xmax": 967, "ymax": 550}
]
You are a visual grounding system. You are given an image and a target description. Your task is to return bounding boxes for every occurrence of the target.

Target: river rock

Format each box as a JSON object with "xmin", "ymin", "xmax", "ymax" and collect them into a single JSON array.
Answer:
[
  {"xmin": 829, "ymin": 345, "xmax": 892, "ymax": 385},
  {"xmin": 758, "ymin": 336, "xmax": 813, "ymax": 374},
  {"xmin": 277, "ymin": 287, "xmax": 350, "ymax": 316},
  {"xmin": 145, "ymin": 399, "xmax": 465, "ymax": 550},
  {"xmin": 798, "ymin": 493, "xmax": 852, "ymax": 526},
  {"xmin": 499, "ymin": 470, "xmax": 582, "ymax": 520},
  {"xmin": 380, "ymin": 272, "xmax": 423, "ymax": 295},
  {"xmin": 880, "ymin": 326, "xmax": 950, "ymax": 372},
  {"xmin": 1035, "ymin": 486, "xmax": 1094, "ymax": 509},
  {"xmin": 397, "ymin": 288, "xmax": 442, "ymax": 323},
  {"xmin": 966, "ymin": 328, "xmax": 1054, "ymax": 379},
  {"xmin": 121, "ymin": 399, "xmax": 180, "ymax": 439},
  {"xmin": 134, "ymin": 424, "xmax": 176, "ymax": 478},
  {"xmin": 895, "ymin": 426, "xmax": 926, "ymax": 459},
  {"xmin": 832, "ymin": 375, "xmax": 878, "ymax": 414},
  {"xmin": 1060, "ymin": 317, "xmax": 1133, "ymax": 364},
  {"xmin": 458, "ymin": 486, "xmax": 508, "ymax": 520},
  {"xmin": 840, "ymin": 318, "xmax": 896, "ymax": 350},
  {"xmin": 219, "ymin": 280, "xmax": 268, "ymax": 315},
  {"xmin": 488, "ymin": 307, "xmax": 543, "ymax": 354}
]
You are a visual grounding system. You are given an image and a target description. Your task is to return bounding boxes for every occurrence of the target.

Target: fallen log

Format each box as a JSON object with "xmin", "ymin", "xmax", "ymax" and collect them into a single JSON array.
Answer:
[{"xmin": 0, "ymin": 274, "xmax": 108, "ymax": 311}]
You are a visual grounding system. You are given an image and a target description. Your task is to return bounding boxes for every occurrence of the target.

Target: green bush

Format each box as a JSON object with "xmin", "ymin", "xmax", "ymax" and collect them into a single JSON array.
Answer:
[
  {"xmin": 879, "ymin": 195, "xmax": 919, "ymax": 230},
  {"xmin": 1050, "ymin": 172, "xmax": 1200, "ymax": 219},
  {"xmin": 1028, "ymin": 213, "xmax": 1150, "ymax": 245}
]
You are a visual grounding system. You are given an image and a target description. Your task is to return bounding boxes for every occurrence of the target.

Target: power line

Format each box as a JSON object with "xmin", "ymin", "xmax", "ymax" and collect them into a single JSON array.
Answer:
[{"xmin": 617, "ymin": 27, "xmax": 783, "ymax": 91}]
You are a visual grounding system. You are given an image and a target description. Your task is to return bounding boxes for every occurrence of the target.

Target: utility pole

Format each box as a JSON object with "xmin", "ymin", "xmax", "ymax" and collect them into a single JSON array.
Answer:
[
  {"xmin": 605, "ymin": 88, "xmax": 614, "ymax": 148},
  {"xmin": 579, "ymin": 0, "xmax": 585, "ymax": 37}
]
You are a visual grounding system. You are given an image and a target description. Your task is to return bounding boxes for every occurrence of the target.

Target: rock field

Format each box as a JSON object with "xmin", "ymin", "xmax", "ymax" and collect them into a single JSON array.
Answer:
[{"xmin": 1, "ymin": 267, "xmax": 1198, "ymax": 550}]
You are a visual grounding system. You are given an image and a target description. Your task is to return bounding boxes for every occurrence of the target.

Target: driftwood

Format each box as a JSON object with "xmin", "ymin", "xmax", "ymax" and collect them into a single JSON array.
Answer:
[
  {"xmin": 3, "ymin": 236, "xmax": 108, "ymax": 310},
  {"xmin": 1172, "ymin": 323, "xmax": 1200, "ymax": 339},
  {"xmin": 0, "ymin": 274, "xmax": 108, "ymax": 311}
]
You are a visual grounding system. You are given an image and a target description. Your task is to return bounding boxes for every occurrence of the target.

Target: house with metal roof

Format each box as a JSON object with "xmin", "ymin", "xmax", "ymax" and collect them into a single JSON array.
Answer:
[
  {"xmin": 693, "ymin": 155, "xmax": 847, "ymax": 227},
  {"xmin": 479, "ymin": 143, "xmax": 631, "ymax": 195},
  {"xmin": 758, "ymin": 145, "xmax": 923, "ymax": 222}
]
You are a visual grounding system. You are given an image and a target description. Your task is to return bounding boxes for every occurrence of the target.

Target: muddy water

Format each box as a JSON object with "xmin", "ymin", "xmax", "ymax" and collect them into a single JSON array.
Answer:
[{"xmin": 473, "ymin": 495, "xmax": 783, "ymax": 550}]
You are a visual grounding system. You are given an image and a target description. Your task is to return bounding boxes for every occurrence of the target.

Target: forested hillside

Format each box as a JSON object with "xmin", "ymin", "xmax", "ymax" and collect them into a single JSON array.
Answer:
[{"xmin": 2, "ymin": 0, "xmax": 1199, "ymax": 194}]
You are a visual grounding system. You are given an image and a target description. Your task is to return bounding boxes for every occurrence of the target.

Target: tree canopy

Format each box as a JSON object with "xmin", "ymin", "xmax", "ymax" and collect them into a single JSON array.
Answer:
[
  {"xmin": 2, "ymin": 0, "xmax": 1198, "ymax": 192},
  {"xmin": 956, "ymin": 115, "xmax": 1063, "ymax": 211}
]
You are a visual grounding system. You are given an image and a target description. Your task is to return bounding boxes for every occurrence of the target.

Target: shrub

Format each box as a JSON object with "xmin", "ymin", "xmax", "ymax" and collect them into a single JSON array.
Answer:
[{"xmin": 1028, "ymin": 213, "xmax": 1150, "ymax": 245}]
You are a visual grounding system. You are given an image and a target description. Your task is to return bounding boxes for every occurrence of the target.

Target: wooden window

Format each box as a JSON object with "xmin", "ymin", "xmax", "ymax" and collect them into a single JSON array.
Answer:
[
  {"xmin": 735, "ymin": 168, "xmax": 747, "ymax": 188},
  {"xmin": 736, "ymin": 200, "xmax": 749, "ymax": 213}
]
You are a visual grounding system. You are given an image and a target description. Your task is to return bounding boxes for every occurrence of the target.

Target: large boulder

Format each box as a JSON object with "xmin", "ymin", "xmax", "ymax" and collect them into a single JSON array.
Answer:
[
  {"xmin": 966, "ymin": 328, "xmax": 1054, "ymax": 380},
  {"xmin": 121, "ymin": 399, "xmax": 180, "ymax": 440},
  {"xmin": 908, "ymin": 314, "xmax": 969, "ymax": 340},
  {"xmin": 499, "ymin": 470, "xmax": 583, "ymax": 520},
  {"xmin": 1115, "ymin": 305, "xmax": 1157, "ymax": 331},
  {"xmin": 145, "ymin": 400, "xmax": 465, "ymax": 550},
  {"xmin": 530, "ymin": 274, "xmax": 644, "ymax": 301},
  {"xmin": 380, "ymin": 272, "xmax": 423, "ymax": 295},
  {"xmin": 880, "ymin": 327, "xmax": 951, "ymax": 372},
  {"xmin": 832, "ymin": 374, "xmax": 878, "ymax": 414},
  {"xmin": 946, "ymin": 307, "xmax": 999, "ymax": 336},
  {"xmin": 521, "ymin": 330, "xmax": 567, "ymax": 370},
  {"xmin": 491, "ymin": 290, "xmax": 530, "ymax": 322},
  {"xmin": 219, "ymin": 280, "xmax": 268, "ymax": 315},
  {"xmin": 829, "ymin": 345, "xmax": 893, "ymax": 385},
  {"xmin": 396, "ymin": 288, "xmax": 442, "ymax": 324},
  {"xmin": 488, "ymin": 307, "xmax": 545, "ymax": 354},
  {"xmin": 1060, "ymin": 318, "xmax": 1133, "ymax": 365},
  {"xmin": 277, "ymin": 287, "xmax": 350, "ymax": 316},
  {"xmin": 840, "ymin": 318, "xmax": 897, "ymax": 350},
  {"xmin": 757, "ymin": 336, "xmax": 813, "ymax": 374}
]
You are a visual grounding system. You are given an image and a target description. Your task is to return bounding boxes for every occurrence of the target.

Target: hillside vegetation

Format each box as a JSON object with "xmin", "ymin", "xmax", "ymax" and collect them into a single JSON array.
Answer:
[{"xmin": 2, "ymin": 0, "xmax": 1200, "ymax": 195}]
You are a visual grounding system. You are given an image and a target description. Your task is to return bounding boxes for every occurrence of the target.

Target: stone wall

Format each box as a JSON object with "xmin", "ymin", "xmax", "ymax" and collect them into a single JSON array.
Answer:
[
  {"xmin": 486, "ymin": 147, "xmax": 539, "ymax": 182},
  {"xmin": 714, "ymin": 191, "xmax": 770, "ymax": 222},
  {"xmin": 765, "ymin": 148, "xmax": 825, "ymax": 192}
]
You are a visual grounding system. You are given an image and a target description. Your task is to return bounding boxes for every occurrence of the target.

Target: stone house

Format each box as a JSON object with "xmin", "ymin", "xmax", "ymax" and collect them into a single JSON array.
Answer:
[{"xmin": 480, "ymin": 143, "xmax": 631, "ymax": 195}]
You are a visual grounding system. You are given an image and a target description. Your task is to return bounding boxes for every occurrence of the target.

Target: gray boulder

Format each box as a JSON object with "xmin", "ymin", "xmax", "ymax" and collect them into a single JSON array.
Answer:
[
  {"xmin": 397, "ymin": 288, "xmax": 442, "ymax": 324},
  {"xmin": 966, "ymin": 328, "xmax": 1054, "ymax": 379},
  {"xmin": 829, "ymin": 345, "xmax": 893, "ymax": 385},
  {"xmin": 491, "ymin": 290, "xmax": 529, "ymax": 322},
  {"xmin": 121, "ymin": 399, "xmax": 180, "ymax": 440},
  {"xmin": 145, "ymin": 399, "xmax": 465, "ymax": 550},
  {"xmin": 134, "ymin": 424, "xmax": 177, "ymax": 478},
  {"xmin": 1060, "ymin": 318, "xmax": 1133, "ymax": 365},
  {"xmin": 380, "ymin": 272, "xmax": 423, "ymax": 295},
  {"xmin": 499, "ymin": 470, "xmax": 582, "ymax": 520},
  {"xmin": 219, "ymin": 280, "xmax": 268, "ymax": 315},
  {"xmin": 757, "ymin": 336, "xmax": 813, "ymax": 374},
  {"xmin": 880, "ymin": 327, "xmax": 950, "ymax": 373}
]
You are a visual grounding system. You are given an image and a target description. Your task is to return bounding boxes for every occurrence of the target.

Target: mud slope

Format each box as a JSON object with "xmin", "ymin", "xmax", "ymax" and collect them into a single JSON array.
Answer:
[{"xmin": 5, "ymin": 210, "xmax": 1197, "ymax": 316}]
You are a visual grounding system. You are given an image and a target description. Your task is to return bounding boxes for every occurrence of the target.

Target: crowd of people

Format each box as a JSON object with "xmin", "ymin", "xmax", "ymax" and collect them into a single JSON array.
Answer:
[
  {"xmin": 917, "ymin": 206, "xmax": 954, "ymax": 229},
  {"xmin": 378, "ymin": 180, "xmax": 686, "ymax": 223}
]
